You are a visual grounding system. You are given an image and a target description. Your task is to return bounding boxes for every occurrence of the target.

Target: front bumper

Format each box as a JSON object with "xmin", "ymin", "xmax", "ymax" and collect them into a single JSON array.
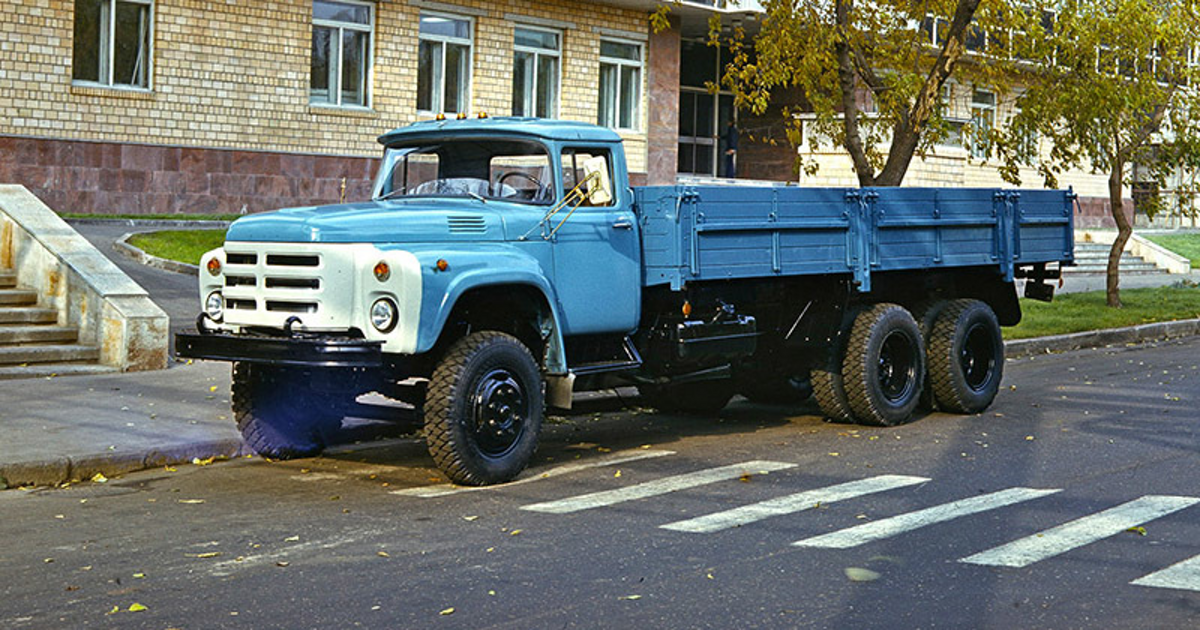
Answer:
[{"xmin": 175, "ymin": 328, "xmax": 384, "ymax": 368}]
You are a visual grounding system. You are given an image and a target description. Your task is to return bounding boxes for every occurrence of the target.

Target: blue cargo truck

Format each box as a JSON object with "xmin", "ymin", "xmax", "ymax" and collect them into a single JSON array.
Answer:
[{"xmin": 176, "ymin": 117, "xmax": 1074, "ymax": 485}]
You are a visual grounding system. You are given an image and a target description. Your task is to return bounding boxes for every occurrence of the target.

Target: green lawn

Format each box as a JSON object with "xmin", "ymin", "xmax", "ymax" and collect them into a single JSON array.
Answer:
[
  {"xmin": 128, "ymin": 229, "xmax": 226, "ymax": 266},
  {"xmin": 1144, "ymin": 233, "xmax": 1200, "ymax": 268},
  {"xmin": 1006, "ymin": 284, "xmax": 1200, "ymax": 339}
]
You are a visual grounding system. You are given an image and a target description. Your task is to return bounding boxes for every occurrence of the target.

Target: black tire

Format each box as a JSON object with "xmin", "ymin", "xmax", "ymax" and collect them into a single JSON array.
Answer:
[
  {"xmin": 911, "ymin": 299, "xmax": 949, "ymax": 410},
  {"xmin": 810, "ymin": 310, "xmax": 857, "ymax": 423},
  {"xmin": 842, "ymin": 303, "xmax": 925, "ymax": 426},
  {"xmin": 638, "ymin": 379, "xmax": 735, "ymax": 414},
  {"xmin": 232, "ymin": 363, "xmax": 343, "ymax": 459},
  {"xmin": 927, "ymin": 299, "xmax": 1004, "ymax": 414},
  {"xmin": 424, "ymin": 332, "xmax": 544, "ymax": 486}
]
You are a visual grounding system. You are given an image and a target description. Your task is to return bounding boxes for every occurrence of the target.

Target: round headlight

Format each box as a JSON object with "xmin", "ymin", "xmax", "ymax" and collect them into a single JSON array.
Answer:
[
  {"xmin": 205, "ymin": 291, "xmax": 224, "ymax": 322},
  {"xmin": 370, "ymin": 298, "xmax": 397, "ymax": 333}
]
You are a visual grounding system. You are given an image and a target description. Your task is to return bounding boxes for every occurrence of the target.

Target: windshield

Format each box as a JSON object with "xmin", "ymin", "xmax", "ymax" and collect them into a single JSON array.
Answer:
[{"xmin": 373, "ymin": 139, "xmax": 553, "ymax": 204}]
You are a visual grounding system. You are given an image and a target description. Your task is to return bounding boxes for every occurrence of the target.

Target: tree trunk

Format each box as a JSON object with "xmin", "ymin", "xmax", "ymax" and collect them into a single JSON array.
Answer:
[{"xmin": 1106, "ymin": 160, "xmax": 1131, "ymax": 308}]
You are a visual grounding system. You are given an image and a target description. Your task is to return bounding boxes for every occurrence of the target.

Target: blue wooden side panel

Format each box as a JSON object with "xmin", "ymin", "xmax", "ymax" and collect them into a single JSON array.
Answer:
[{"xmin": 635, "ymin": 186, "xmax": 1073, "ymax": 290}]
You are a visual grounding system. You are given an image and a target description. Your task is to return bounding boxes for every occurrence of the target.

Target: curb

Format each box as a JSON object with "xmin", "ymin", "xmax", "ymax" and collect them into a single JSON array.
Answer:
[
  {"xmin": 68, "ymin": 218, "xmax": 232, "ymax": 229},
  {"xmin": 1005, "ymin": 317, "xmax": 1200, "ymax": 358},
  {"xmin": 114, "ymin": 230, "xmax": 201, "ymax": 276},
  {"xmin": 0, "ymin": 438, "xmax": 247, "ymax": 489}
]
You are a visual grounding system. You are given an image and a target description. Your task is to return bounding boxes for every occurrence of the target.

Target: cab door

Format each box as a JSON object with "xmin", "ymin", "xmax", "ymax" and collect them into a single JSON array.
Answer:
[{"xmin": 549, "ymin": 146, "xmax": 640, "ymax": 335}]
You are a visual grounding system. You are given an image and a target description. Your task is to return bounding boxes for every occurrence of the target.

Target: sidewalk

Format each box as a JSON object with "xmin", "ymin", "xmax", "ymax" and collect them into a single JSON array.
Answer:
[{"xmin": 0, "ymin": 220, "xmax": 1197, "ymax": 489}]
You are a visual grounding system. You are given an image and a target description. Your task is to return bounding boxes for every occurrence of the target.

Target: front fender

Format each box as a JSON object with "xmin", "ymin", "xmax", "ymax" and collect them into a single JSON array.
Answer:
[{"xmin": 398, "ymin": 245, "xmax": 568, "ymax": 374}]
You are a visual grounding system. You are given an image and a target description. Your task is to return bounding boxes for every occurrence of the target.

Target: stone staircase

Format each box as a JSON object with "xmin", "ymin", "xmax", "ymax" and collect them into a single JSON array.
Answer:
[
  {"xmin": 1064, "ymin": 241, "xmax": 1171, "ymax": 277},
  {"xmin": 0, "ymin": 268, "xmax": 116, "ymax": 379}
]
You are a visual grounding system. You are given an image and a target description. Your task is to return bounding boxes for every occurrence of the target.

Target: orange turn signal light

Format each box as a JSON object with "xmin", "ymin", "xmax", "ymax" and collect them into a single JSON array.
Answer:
[
  {"xmin": 477, "ymin": 111, "xmax": 488, "ymax": 119},
  {"xmin": 457, "ymin": 112, "xmax": 467, "ymax": 120},
  {"xmin": 681, "ymin": 300, "xmax": 692, "ymax": 317},
  {"xmin": 206, "ymin": 257, "xmax": 221, "ymax": 276},
  {"xmin": 436, "ymin": 259, "xmax": 449, "ymax": 272},
  {"xmin": 373, "ymin": 261, "xmax": 390, "ymax": 282},
  {"xmin": 435, "ymin": 113, "xmax": 446, "ymax": 121}
]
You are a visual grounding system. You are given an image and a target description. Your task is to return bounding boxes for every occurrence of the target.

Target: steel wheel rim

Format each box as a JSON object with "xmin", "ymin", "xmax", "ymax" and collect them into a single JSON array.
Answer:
[
  {"xmin": 878, "ymin": 330, "xmax": 918, "ymax": 403},
  {"xmin": 471, "ymin": 368, "xmax": 528, "ymax": 458},
  {"xmin": 960, "ymin": 321, "xmax": 997, "ymax": 392}
]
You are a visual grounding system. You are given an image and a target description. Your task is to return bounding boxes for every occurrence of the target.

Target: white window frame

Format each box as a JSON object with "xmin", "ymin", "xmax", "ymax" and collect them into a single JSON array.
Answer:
[
  {"xmin": 311, "ymin": 0, "xmax": 375, "ymax": 109},
  {"xmin": 512, "ymin": 25, "xmax": 562, "ymax": 119},
  {"xmin": 72, "ymin": 0, "xmax": 154, "ymax": 91},
  {"xmin": 598, "ymin": 38, "xmax": 643, "ymax": 132},
  {"xmin": 968, "ymin": 88, "xmax": 996, "ymax": 160},
  {"xmin": 417, "ymin": 12, "xmax": 473, "ymax": 115}
]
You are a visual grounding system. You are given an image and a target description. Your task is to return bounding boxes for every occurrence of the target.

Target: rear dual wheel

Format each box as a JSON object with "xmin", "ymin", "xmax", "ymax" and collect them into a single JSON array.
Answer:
[
  {"xmin": 841, "ymin": 304, "xmax": 925, "ymax": 426},
  {"xmin": 926, "ymin": 299, "xmax": 1004, "ymax": 414}
]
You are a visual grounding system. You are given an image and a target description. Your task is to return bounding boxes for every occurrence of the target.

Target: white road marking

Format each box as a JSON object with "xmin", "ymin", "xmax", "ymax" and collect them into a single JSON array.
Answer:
[
  {"xmin": 961, "ymin": 495, "xmax": 1200, "ymax": 568},
  {"xmin": 793, "ymin": 487, "xmax": 1061, "ymax": 549},
  {"xmin": 521, "ymin": 460, "xmax": 797, "ymax": 514},
  {"xmin": 660, "ymin": 474, "xmax": 930, "ymax": 534},
  {"xmin": 391, "ymin": 449, "xmax": 675, "ymax": 498},
  {"xmin": 1132, "ymin": 554, "xmax": 1200, "ymax": 592}
]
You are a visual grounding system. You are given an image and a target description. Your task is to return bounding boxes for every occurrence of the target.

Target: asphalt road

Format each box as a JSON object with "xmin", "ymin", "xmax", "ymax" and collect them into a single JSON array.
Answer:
[{"xmin": 2, "ymin": 338, "xmax": 1198, "ymax": 629}]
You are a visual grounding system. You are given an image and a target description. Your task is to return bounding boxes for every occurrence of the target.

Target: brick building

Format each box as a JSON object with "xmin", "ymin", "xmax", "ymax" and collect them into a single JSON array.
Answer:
[{"xmin": 0, "ymin": 0, "xmax": 759, "ymax": 216}]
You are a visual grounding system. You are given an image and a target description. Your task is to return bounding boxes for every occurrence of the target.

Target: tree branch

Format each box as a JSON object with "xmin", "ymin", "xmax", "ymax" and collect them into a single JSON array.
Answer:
[{"xmin": 835, "ymin": 0, "xmax": 876, "ymax": 185}]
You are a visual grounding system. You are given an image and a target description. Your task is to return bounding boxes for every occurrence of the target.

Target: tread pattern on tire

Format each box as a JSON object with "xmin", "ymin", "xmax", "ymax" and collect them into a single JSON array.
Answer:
[
  {"xmin": 232, "ymin": 363, "xmax": 326, "ymax": 460},
  {"xmin": 810, "ymin": 332, "xmax": 855, "ymax": 423},
  {"xmin": 927, "ymin": 299, "xmax": 1004, "ymax": 414},
  {"xmin": 842, "ymin": 303, "xmax": 924, "ymax": 427},
  {"xmin": 423, "ymin": 331, "xmax": 543, "ymax": 486},
  {"xmin": 911, "ymin": 299, "xmax": 949, "ymax": 411}
]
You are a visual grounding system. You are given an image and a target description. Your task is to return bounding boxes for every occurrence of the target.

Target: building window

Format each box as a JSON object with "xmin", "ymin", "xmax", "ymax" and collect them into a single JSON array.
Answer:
[
  {"xmin": 598, "ymin": 40, "xmax": 642, "ymax": 131},
  {"xmin": 969, "ymin": 89, "xmax": 995, "ymax": 160},
  {"xmin": 418, "ymin": 14, "xmax": 472, "ymax": 114},
  {"xmin": 513, "ymin": 26, "xmax": 560, "ymax": 119},
  {"xmin": 72, "ymin": 0, "xmax": 153, "ymax": 89},
  {"xmin": 311, "ymin": 0, "xmax": 373, "ymax": 108}
]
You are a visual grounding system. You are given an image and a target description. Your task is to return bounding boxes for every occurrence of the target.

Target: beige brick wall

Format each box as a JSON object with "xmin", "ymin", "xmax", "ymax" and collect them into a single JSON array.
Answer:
[{"xmin": 0, "ymin": 0, "xmax": 649, "ymax": 171}]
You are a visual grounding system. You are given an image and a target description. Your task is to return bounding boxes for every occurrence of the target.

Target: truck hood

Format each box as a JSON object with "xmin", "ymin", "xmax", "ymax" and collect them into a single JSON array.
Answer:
[{"xmin": 224, "ymin": 199, "xmax": 509, "ymax": 243}]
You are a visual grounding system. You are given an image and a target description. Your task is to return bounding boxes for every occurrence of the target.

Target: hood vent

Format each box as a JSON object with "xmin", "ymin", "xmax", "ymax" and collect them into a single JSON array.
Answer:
[{"xmin": 448, "ymin": 215, "xmax": 487, "ymax": 234}]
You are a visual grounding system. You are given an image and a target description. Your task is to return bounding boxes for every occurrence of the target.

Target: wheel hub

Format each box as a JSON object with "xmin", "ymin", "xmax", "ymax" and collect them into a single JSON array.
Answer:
[
  {"xmin": 878, "ymin": 331, "xmax": 917, "ymax": 403},
  {"xmin": 472, "ymin": 369, "xmax": 528, "ymax": 457},
  {"xmin": 960, "ymin": 322, "xmax": 997, "ymax": 391}
]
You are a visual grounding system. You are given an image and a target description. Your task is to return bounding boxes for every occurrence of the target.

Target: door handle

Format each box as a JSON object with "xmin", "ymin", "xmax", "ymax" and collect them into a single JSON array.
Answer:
[{"xmin": 612, "ymin": 217, "xmax": 633, "ymax": 230}]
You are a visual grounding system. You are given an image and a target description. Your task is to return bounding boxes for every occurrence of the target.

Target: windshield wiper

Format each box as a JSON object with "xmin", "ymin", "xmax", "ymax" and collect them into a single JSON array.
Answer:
[
  {"xmin": 467, "ymin": 190, "xmax": 487, "ymax": 204},
  {"xmin": 378, "ymin": 189, "xmax": 407, "ymax": 201}
]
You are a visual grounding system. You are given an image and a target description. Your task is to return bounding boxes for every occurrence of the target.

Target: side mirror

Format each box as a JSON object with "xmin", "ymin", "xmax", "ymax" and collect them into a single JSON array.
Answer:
[{"xmin": 582, "ymin": 156, "xmax": 612, "ymax": 205}]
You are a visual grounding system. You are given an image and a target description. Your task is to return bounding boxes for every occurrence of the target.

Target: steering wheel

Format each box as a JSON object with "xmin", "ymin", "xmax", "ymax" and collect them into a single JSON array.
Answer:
[{"xmin": 497, "ymin": 171, "xmax": 547, "ymax": 200}]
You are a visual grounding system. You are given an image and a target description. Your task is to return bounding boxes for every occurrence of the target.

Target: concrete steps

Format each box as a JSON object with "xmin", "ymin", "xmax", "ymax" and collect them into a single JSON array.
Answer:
[
  {"xmin": 1065, "ymin": 242, "xmax": 1174, "ymax": 276},
  {"xmin": 0, "ymin": 269, "xmax": 108, "ymax": 377}
]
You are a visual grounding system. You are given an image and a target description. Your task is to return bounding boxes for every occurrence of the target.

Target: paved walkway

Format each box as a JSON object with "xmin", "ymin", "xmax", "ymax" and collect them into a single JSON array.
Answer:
[{"xmin": 0, "ymin": 220, "xmax": 1196, "ymax": 488}]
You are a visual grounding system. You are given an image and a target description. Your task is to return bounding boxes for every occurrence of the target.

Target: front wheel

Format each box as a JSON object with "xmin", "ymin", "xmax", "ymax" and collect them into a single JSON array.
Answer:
[
  {"xmin": 927, "ymin": 299, "xmax": 1004, "ymax": 414},
  {"xmin": 423, "ymin": 332, "xmax": 544, "ymax": 486},
  {"xmin": 842, "ymin": 304, "xmax": 925, "ymax": 427},
  {"xmin": 231, "ymin": 363, "xmax": 346, "ymax": 459}
]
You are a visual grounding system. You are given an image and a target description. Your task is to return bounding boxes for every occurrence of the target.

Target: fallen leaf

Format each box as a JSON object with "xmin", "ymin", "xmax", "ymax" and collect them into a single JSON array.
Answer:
[
  {"xmin": 284, "ymin": 535, "xmax": 300, "ymax": 542},
  {"xmin": 133, "ymin": 573, "xmax": 145, "ymax": 579},
  {"xmin": 377, "ymin": 551, "xmax": 390, "ymax": 558},
  {"xmin": 1127, "ymin": 526, "xmax": 1147, "ymax": 536},
  {"xmin": 164, "ymin": 466, "xmax": 177, "ymax": 472},
  {"xmin": 128, "ymin": 603, "xmax": 147, "ymax": 612},
  {"xmin": 640, "ymin": 444, "xmax": 652, "ymax": 449},
  {"xmin": 844, "ymin": 567, "xmax": 880, "ymax": 582},
  {"xmin": 209, "ymin": 385, "xmax": 218, "ymax": 392},
  {"xmin": 177, "ymin": 499, "xmax": 205, "ymax": 504},
  {"xmin": 439, "ymin": 607, "xmax": 455, "ymax": 616},
  {"xmin": 192, "ymin": 457, "xmax": 215, "ymax": 466},
  {"xmin": 462, "ymin": 515, "xmax": 479, "ymax": 522},
  {"xmin": 828, "ymin": 452, "xmax": 840, "ymax": 457},
  {"xmin": 739, "ymin": 473, "xmax": 752, "ymax": 483},
  {"xmin": 1025, "ymin": 436, "xmax": 1035, "ymax": 441},
  {"xmin": 486, "ymin": 547, "xmax": 495, "ymax": 553},
  {"xmin": 276, "ymin": 561, "xmax": 290, "ymax": 567},
  {"xmin": 92, "ymin": 473, "xmax": 108, "ymax": 483},
  {"xmin": 190, "ymin": 552, "xmax": 221, "ymax": 559},
  {"xmin": 618, "ymin": 595, "xmax": 642, "ymax": 601},
  {"xmin": 706, "ymin": 573, "xmax": 714, "ymax": 580},
  {"xmin": 510, "ymin": 529, "xmax": 522, "ymax": 536},
  {"xmin": 106, "ymin": 606, "xmax": 119, "ymax": 615},
  {"xmin": 597, "ymin": 447, "xmax": 612, "ymax": 453},
  {"xmin": 614, "ymin": 470, "xmax": 622, "ymax": 478}
]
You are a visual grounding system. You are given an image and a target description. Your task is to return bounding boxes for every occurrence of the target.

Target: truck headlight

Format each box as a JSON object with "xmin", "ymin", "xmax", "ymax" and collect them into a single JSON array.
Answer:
[
  {"xmin": 205, "ymin": 291, "xmax": 224, "ymax": 322},
  {"xmin": 370, "ymin": 298, "xmax": 397, "ymax": 333}
]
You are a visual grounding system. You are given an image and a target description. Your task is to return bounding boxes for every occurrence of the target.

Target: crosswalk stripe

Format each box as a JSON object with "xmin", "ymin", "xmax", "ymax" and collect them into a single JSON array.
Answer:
[
  {"xmin": 1132, "ymin": 554, "xmax": 1200, "ymax": 592},
  {"xmin": 961, "ymin": 495, "xmax": 1200, "ymax": 568},
  {"xmin": 391, "ymin": 449, "xmax": 675, "ymax": 498},
  {"xmin": 521, "ymin": 460, "xmax": 797, "ymax": 514},
  {"xmin": 792, "ymin": 487, "xmax": 1061, "ymax": 549},
  {"xmin": 660, "ymin": 474, "xmax": 930, "ymax": 534}
]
